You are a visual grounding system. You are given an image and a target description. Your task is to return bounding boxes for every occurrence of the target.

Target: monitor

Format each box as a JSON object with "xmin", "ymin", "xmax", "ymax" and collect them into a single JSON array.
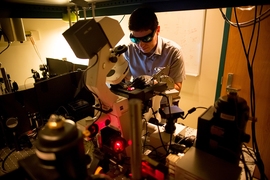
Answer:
[
  {"xmin": 46, "ymin": 58, "xmax": 73, "ymax": 77},
  {"xmin": 73, "ymin": 63, "xmax": 88, "ymax": 71},
  {"xmin": 34, "ymin": 71, "xmax": 95, "ymax": 120}
]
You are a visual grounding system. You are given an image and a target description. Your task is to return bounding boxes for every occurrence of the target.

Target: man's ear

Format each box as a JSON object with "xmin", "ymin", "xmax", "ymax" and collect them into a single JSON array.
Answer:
[{"xmin": 156, "ymin": 26, "xmax": 160, "ymax": 34}]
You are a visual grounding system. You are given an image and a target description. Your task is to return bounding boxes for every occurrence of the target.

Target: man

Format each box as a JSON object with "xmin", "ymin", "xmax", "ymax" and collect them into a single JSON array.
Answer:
[{"xmin": 123, "ymin": 6, "xmax": 186, "ymax": 93}]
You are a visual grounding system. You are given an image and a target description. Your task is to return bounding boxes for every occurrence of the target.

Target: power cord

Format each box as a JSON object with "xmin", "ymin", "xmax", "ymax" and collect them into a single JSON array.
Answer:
[
  {"xmin": 233, "ymin": 6, "xmax": 268, "ymax": 180},
  {"xmin": 142, "ymin": 118, "xmax": 148, "ymax": 153},
  {"xmin": 1, "ymin": 149, "xmax": 15, "ymax": 173},
  {"xmin": 150, "ymin": 107, "xmax": 169, "ymax": 155},
  {"xmin": 0, "ymin": 28, "xmax": 11, "ymax": 54},
  {"xmin": 180, "ymin": 106, "xmax": 208, "ymax": 120}
]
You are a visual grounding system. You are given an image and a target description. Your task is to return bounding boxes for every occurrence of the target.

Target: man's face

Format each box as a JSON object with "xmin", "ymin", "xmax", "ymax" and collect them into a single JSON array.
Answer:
[{"xmin": 130, "ymin": 26, "xmax": 160, "ymax": 54}]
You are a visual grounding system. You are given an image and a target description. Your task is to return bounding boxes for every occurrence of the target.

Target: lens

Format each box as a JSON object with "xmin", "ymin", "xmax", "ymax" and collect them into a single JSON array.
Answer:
[
  {"xmin": 142, "ymin": 35, "xmax": 153, "ymax": 42},
  {"xmin": 130, "ymin": 30, "xmax": 155, "ymax": 44},
  {"xmin": 130, "ymin": 37, "xmax": 139, "ymax": 43}
]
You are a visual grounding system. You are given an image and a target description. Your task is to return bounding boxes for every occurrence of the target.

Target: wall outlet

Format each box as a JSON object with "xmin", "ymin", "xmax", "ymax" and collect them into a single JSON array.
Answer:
[{"xmin": 25, "ymin": 30, "xmax": 40, "ymax": 41}]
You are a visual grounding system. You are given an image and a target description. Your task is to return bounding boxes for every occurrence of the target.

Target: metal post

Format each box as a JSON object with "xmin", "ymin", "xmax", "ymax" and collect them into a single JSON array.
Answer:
[{"xmin": 129, "ymin": 98, "xmax": 142, "ymax": 180}]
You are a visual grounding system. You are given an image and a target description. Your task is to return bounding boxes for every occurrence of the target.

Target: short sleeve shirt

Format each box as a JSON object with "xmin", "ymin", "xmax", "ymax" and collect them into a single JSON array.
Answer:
[{"xmin": 124, "ymin": 36, "xmax": 186, "ymax": 84}]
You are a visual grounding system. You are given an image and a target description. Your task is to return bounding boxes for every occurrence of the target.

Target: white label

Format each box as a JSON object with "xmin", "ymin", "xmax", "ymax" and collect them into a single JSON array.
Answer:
[
  {"xmin": 35, "ymin": 149, "xmax": 56, "ymax": 160},
  {"xmin": 220, "ymin": 113, "xmax": 235, "ymax": 121}
]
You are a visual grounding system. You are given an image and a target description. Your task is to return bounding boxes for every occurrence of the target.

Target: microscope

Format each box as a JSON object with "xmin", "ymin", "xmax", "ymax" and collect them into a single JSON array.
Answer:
[
  {"xmin": 63, "ymin": 16, "xmax": 175, "ymax": 178},
  {"xmin": 63, "ymin": 16, "xmax": 132, "ymax": 151},
  {"xmin": 63, "ymin": 16, "xmax": 138, "ymax": 177}
]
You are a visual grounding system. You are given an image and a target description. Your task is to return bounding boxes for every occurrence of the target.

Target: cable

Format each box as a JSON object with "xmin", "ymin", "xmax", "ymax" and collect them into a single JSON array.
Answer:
[
  {"xmin": 55, "ymin": 105, "xmax": 70, "ymax": 117},
  {"xmin": 87, "ymin": 92, "xmax": 103, "ymax": 125},
  {"xmin": 232, "ymin": 6, "xmax": 268, "ymax": 180},
  {"xmin": 142, "ymin": 144, "xmax": 158, "ymax": 157},
  {"xmin": 0, "ymin": 28, "xmax": 11, "ymax": 54},
  {"xmin": 28, "ymin": 36, "xmax": 44, "ymax": 64},
  {"xmin": 159, "ymin": 93, "xmax": 172, "ymax": 115},
  {"xmin": 119, "ymin": 15, "xmax": 125, "ymax": 23},
  {"xmin": 157, "ymin": 93, "xmax": 174, "ymax": 152},
  {"xmin": 1, "ymin": 149, "xmax": 15, "ymax": 173},
  {"xmin": 161, "ymin": 94, "xmax": 173, "ymax": 155},
  {"xmin": 181, "ymin": 106, "xmax": 208, "ymax": 119},
  {"xmin": 142, "ymin": 118, "xmax": 148, "ymax": 153},
  {"xmin": 24, "ymin": 76, "xmax": 33, "ymax": 89},
  {"xmin": 242, "ymin": 143, "xmax": 256, "ymax": 162},
  {"xmin": 240, "ymin": 148, "xmax": 253, "ymax": 180},
  {"xmin": 1, "ymin": 130, "xmax": 37, "ymax": 174},
  {"xmin": 195, "ymin": 106, "xmax": 208, "ymax": 110},
  {"xmin": 241, "ymin": 144, "xmax": 257, "ymax": 180},
  {"xmin": 219, "ymin": 7, "xmax": 270, "ymax": 28},
  {"xmin": 233, "ymin": 6, "xmax": 261, "ymax": 179},
  {"xmin": 146, "ymin": 144, "xmax": 168, "ymax": 162},
  {"xmin": 150, "ymin": 107, "xmax": 169, "ymax": 155}
]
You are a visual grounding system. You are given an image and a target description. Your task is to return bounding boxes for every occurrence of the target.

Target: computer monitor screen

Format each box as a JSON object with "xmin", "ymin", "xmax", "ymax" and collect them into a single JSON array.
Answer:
[
  {"xmin": 74, "ymin": 63, "xmax": 88, "ymax": 71},
  {"xmin": 46, "ymin": 58, "xmax": 73, "ymax": 77},
  {"xmin": 34, "ymin": 71, "xmax": 78, "ymax": 117}
]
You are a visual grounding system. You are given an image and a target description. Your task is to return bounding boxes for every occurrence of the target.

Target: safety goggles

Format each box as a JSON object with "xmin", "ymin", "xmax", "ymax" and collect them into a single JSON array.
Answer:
[{"xmin": 130, "ymin": 30, "xmax": 156, "ymax": 44}]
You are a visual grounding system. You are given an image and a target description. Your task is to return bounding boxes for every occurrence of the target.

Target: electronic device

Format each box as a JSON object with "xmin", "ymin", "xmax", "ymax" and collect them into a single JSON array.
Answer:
[
  {"xmin": 73, "ymin": 63, "xmax": 87, "ymax": 71},
  {"xmin": 0, "ymin": 70, "xmax": 95, "ymax": 149},
  {"xmin": 0, "ymin": 88, "xmax": 39, "ymax": 149},
  {"xmin": 34, "ymin": 70, "xmax": 94, "ymax": 120},
  {"xmin": 196, "ymin": 90, "xmax": 250, "ymax": 164},
  {"xmin": 0, "ymin": 115, "xmax": 98, "ymax": 180},
  {"xmin": 175, "ymin": 147, "xmax": 242, "ymax": 180},
  {"xmin": 46, "ymin": 58, "xmax": 87, "ymax": 78},
  {"xmin": 46, "ymin": 58, "xmax": 73, "ymax": 77},
  {"xmin": 63, "ymin": 17, "xmax": 129, "ymax": 107}
]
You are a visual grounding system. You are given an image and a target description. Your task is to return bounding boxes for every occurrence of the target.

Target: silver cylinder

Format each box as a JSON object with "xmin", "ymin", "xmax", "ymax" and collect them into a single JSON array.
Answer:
[
  {"xmin": 12, "ymin": 18, "xmax": 26, "ymax": 43},
  {"xmin": 129, "ymin": 98, "xmax": 142, "ymax": 180},
  {"xmin": 0, "ymin": 18, "xmax": 15, "ymax": 42}
]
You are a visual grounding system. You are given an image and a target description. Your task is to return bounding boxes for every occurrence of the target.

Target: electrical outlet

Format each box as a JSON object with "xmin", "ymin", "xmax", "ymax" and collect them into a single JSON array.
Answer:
[{"xmin": 25, "ymin": 30, "xmax": 40, "ymax": 41}]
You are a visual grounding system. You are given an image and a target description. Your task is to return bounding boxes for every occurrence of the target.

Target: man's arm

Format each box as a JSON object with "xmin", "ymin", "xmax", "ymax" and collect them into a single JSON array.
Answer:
[
  {"xmin": 174, "ymin": 82, "xmax": 182, "ymax": 92},
  {"xmin": 168, "ymin": 47, "xmax": 185, "ymax": 92}
]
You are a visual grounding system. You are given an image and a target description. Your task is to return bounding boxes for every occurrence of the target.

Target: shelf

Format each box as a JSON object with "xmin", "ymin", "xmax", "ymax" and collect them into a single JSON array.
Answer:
[{"xmin": 0, "ymin": 0, "xmax": 269, "ymax": 18}]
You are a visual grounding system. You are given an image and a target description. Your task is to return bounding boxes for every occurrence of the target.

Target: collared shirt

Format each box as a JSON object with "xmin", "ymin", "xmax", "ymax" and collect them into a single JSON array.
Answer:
[{"xmin": 124, "ymin": 36, "xmax": 186, "ymax": 84}]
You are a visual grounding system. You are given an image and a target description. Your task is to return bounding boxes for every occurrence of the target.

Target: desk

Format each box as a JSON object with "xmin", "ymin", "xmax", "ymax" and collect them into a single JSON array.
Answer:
[
  {"xmin": 0, "ymin": 123, "xmax": 256, "ymax": 180},
  {"xmin": 174, "ymin": 147, "xmax": 242, "ymax": 180},
  {"xmin": 166, "ymin": 140, "xmax": 256, "ymax": 180}
]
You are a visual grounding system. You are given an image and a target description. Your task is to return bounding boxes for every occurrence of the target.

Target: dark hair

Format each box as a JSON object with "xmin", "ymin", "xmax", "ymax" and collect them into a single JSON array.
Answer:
[{"xmin": 128, "ymin": 7, "xmax": 159, "ymax": 32}]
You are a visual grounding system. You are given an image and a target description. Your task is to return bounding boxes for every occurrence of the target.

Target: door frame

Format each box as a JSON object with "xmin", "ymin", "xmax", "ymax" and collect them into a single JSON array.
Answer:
[{"xmin": 215, "ymin": 8, "xmax": 232, "ymax": 101}]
